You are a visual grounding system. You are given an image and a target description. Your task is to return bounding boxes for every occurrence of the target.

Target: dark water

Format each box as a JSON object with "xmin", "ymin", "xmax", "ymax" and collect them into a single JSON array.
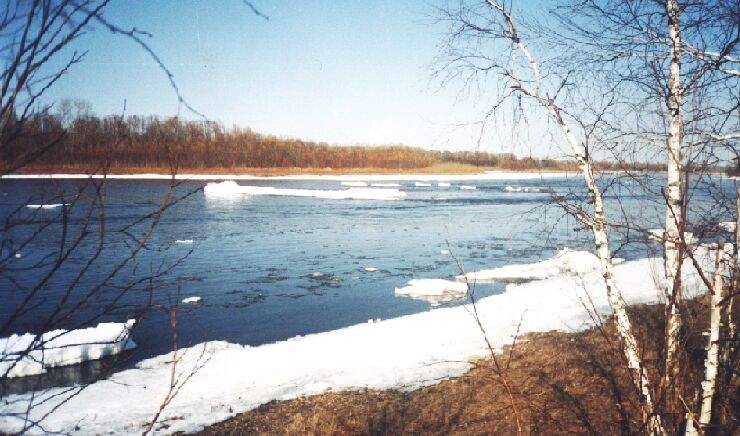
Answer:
[{"xmin": 0, "ymin": 173, "xmax": 735, "ymax": 391}]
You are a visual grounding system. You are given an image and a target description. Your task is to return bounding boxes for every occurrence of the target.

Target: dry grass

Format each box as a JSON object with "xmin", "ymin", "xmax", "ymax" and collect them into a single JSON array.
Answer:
[{"xmin": 198, "ymin": 301, "xmax": 738, "ymax": 435}]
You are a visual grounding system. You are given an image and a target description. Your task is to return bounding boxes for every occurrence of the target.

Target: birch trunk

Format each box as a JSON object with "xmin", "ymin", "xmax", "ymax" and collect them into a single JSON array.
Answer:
[
  {"xmin": 664, "ymin": 0, "xmax": 685, "ymax": 381},
  {"xmin": 697, "ymin": 246, "xmax": 725, "ymax": 429},
  {"xmin": 481, "ymin": 2, "xmax": 662, "ymax": 431}
]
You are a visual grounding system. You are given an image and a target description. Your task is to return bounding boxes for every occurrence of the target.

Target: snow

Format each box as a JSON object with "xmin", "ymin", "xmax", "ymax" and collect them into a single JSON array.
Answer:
[
  {"xmin": 25, "ymin": 203, "xmax": 66, "ymax": 209},
  {"xmin": 0, "ymin": 250, "xmax": 712, "ymax": 435},
  {"xmin": 2, "ymin": 171, "xmax": 573, "ymax": 181},
  {"xmin": 394, "ymin": 279, "xmax": 469, "ymax": 306},
  {"xmin": 457, "ymin": 248, "xmax": 601, "ymax": 284},
  {"xmin": 203, "ymin": 181, "xmax": 406, "ymax": 201},
  {"xmin": 0, "ymin": 320, "xmax": 136, "ymax": 378},
  {"xmin": 340, "ymin": 181, "xmax": 367, "ymax": 187},
  {"xmin": 437, "ymin": 182, "xmax": 451, "ymax": 187},
  {"xmin": 718, "ymin": 221, "xmax": 737, "ymax": 233},
  {"xmin": 503, "ymin": 186, "xmax": 541, "ymax": 193},
  {"xmin": 459, "ymin": 185, "xmax": 476, "ymax": 190},
  {"xmin": 175, "ymin": 239, "xmax": 194, "ymax": 244},
  {"xmin": 181, "ymin": 296, "xmax": 202, "ymax": 304},
  {"xmin": 647, "ymin": 228, "xmax": 695, "ymax": 244},
  {"xmin": 414, "ymin": 182, "xmax": 431, "ymax": 187}
]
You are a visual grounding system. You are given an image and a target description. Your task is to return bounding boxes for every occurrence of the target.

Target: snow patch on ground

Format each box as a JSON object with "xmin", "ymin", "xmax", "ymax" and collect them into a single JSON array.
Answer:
[
  {"xmin": 1, "ymin": 250, "xmax": 712, "ymax": 435},
  {"xmin": 0, "ymin": 320, "xmax": 136, "ymax": 378},
  {"xmin": 204, "ymin": 181, "xmax": 406, "ymax": 201},
  {"xmin": 457, "ymin": 248, "xmax": 601, "ymax": 284},
  {"xmin": 395, "ymin": 279, "xmax": 469, "ymax": 306}
]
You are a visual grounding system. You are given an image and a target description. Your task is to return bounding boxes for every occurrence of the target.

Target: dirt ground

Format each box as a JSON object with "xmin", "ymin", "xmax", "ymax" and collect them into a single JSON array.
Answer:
[{"xmin": 198, "ymin": 302, "xmax": 738, "ymax": 435}]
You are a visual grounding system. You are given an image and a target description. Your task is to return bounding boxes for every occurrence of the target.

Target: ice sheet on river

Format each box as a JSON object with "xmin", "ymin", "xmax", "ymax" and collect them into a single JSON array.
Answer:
[
  {"xmin": 0, "ymin": 250, "xmax": 712, "ymax": 435},
  {"xmin": 394, "ymin": 279, "xmax": 469, "ymax": 305},
  {"xmin": 204, "ymin": 180, "xmax": 406, "ymax": 200},
  {"xmin": 0, "ymin": 320, "xmax": 136, "ymax": 378}
]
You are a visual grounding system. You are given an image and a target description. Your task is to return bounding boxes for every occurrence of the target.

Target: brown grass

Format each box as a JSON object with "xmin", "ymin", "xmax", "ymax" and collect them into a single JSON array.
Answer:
[{"xmin": 198, "ymin": 301, "xmax": 738, "ymax": 435}]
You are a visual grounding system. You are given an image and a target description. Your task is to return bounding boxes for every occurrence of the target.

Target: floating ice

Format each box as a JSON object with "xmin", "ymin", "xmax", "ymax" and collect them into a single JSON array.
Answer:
[
  {"xmin": 414, "ymin": 182, "xmax": 431, "ymax": 187},
  {"xmin": 340, "ymin": 181, "xmax": 368, "ymax": 187},
  {"xmin": 459, "ymin": 185, "xmax": 476, "ymax": 190},
  {"xmin": 437, "ymin": 182, "xmax": 451, "ymax": 188},
  {"xmin": 371, "ymin": 182, "xmax": 401, "ymax": 187},
  {"xmin": 25, "ymin": 203, "xmax": 67, "ymax": 209},
  {"xmin": 311, "ymin": 272, "xmax": 324, "ymax": 278},
  {"xmin": 182, "ymin": 296, "xmax": 202, "ymax": 304},
  {"xmin": 718, "ymin": 221, "xmax": 737, "ymax": 233},
  {"xmin": 0, "ymin": 320, "xmax": 136, "ymax": 378},
  {"xmin": 503, "ymin": 186, "xmax": 541, "ymax": 193},
  {"xmin": 457, "ymin": 248, "xmax": 601, "ymax": 284},
  {"xmin": 440, "ymin": 249, "xmax": 451, "ymax": 255},
  {"xmin": 395, "ymin": 279, "xmax": 469, "ymax": 305},
  {"xmin": 175, "ymin": 239, "xmax": 194, "ymax": 244},
  {"xmin": 0, "ymin": 250, "xmax": 712, "ymax": 435},
  {"xmin": 363, "ymin": 267, "xmax": 379, "ymax": 272},
  {"xmin": 204, "ymin": 181, "xmax": 406, "ymax": 201}
]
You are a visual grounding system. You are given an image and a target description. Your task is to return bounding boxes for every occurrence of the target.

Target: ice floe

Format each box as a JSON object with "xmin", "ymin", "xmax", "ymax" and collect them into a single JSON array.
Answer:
[
  {"xmin": 437, "ymin": 182, "xmax": 451, "ymax": 188},
  {"xmin": 457, "ymin": 248, "xmax": 601, "ymax": 284},
  {"xmin": 414, "ymin": 182, "xmax": 431, "ymax": 187},
  {"xmin": 340, "ymin": 181, "xmax": 368, "ymax": 187},
  {"xmin": 175, "ymin": 239, "xmax": 194, "ymax": 244},
  {"xmin": 25, "ymin": 203, "xmax": 67, "ymax": 209},
  {"xmin": 0, "ymin": 320, "xmax": 136, "ymax": 378},
  {"xmin": 459, "ymin": 185, "xmax": 476, "ymax": 190},
  {"xmin": 503, "ymin": 186, "xmax": 541, "ymax": 193},
  {"xmin": 0, "ymin": 250, "xmax": 712, "ymax": 434},
  {"xmin": 181, "ymin": 296, "xmax": 202, "ymax": 304},
  {"xmin": 394, "ymin": 279, "xmax": 469, "ymax": 306},
  {"xmin": 370, "ymin": 182, "xmax": 401, "ymax": 187},
  {"xmin": 203, "ymin": 181, "xmax": 406, "ymax": 201},
  {"xmin": 363, "ymin": 267, "xmax": 379, "ymax": 272}
]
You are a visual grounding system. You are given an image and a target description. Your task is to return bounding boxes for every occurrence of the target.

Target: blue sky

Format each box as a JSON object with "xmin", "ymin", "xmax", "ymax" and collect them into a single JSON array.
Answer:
[{"xmin": 42, "ymin": 0, "xmax": 553, "ymax": 156}]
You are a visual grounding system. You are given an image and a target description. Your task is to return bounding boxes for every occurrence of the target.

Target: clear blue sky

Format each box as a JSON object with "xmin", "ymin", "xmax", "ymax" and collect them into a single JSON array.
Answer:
[{"xmin": 43, "ymin": 0, "xmax": 552, "ymax": 156}]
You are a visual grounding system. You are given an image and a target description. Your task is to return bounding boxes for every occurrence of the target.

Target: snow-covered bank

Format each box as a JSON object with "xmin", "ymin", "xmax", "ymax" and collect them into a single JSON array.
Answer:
[
  {"xmin": 2, "ymin": 171, "xmax": 573, "ymax": 181},
  {"xmin": 0, "ymin": 320, "xmax": 136, "ymax": 378},
  {"xmin": 203, "ymin": 181, "xmax": 406, "ymax": 201},
  {"xmin": 0, "ymin": 252, "xmax": 710, "ymax": 434}
]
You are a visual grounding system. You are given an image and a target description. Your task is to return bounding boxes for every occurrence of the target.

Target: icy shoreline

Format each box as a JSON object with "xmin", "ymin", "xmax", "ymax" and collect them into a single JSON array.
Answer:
[
  {"xmin": 0, "ymin": 251, "xmax": 710, "ymax": 434},
  {"xmin": 2, "ymin": 170, "xmax": 573, "ymax": 181}
]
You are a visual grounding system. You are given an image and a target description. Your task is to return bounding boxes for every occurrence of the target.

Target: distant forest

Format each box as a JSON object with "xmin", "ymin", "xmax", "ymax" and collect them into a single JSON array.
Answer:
[{"xmin": 2, "ymin": 102, "xmax": 668, "ymax": 173}]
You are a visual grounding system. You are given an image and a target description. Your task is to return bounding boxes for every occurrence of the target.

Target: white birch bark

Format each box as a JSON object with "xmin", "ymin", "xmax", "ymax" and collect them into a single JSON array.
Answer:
[
  {"xmin": 663, "ymin": 0, "xmax": 685, "ymax": 379},
  {"xmin": 697, "ymin": 246, "xmax": 726, "ymax": 429},
  {"xmin": 481, "ymin": 2, "xmax": 663, "ymax": 432}
]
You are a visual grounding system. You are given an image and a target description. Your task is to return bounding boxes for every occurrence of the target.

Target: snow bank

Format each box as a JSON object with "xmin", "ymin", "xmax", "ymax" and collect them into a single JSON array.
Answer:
[
  {"xmin": 340, "ymin": 181, "xmax": 367, "ymax": 187},
  {"xmin": 203, "ymin": 181, "xmax": 406, "ymax": 201},
  {"xmin": 395, "ymin": 279, "xmax": 469, "ymax": 305},
  {"xmin": 181, "ymin": 296, "xmax": 202, "ymax": 304},
  {"xmin": 0, "ymin": 251, "xmax": 711, "ymax": 435},
  {"xmin": 0, "ymin": 320, "xmax": 136, "ymax": 378},
  {"xmin": 457, "ymin": 248, "xmax": 601, "ymax": 284}
]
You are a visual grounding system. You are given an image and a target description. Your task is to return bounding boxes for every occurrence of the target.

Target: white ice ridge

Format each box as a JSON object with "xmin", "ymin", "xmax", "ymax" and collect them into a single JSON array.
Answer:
[
  {"xmin": 503, "ymin": 185, "xmax": 541, "ymax": 192},
  {"xmin": 457, "ymin": 248, "xmax": 601, "ymax": 284},
  {"xmin": 340, "ymin": 181, "xmax": 367, "ymax": 187},
  {"xmin": 25, "ymin": 203, "xmax": 67, "ymax": 209},
  {"xmin": 1, "ymin": 250, "xmax": 712, "ymax": 435},
  {"xmin": 203, "ymin": 181, "xmax": 406, "ymax": 201},
  {"xmin": 0, "ymin": 320, "xmax": 136, "ymax": 378},
  {"xmin": 2, "ymin": 171, "xmax": 574, "ymax": 181},
  {"xmin": 394, "ymin": 279, "xmax": 469, "ymax": 306}
]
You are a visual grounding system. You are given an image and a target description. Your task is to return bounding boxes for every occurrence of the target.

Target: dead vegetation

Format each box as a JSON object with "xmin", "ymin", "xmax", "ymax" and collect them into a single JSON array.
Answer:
[{"xmin": 199, "ymin": 301, "xmax": 738, "ymax": 435}]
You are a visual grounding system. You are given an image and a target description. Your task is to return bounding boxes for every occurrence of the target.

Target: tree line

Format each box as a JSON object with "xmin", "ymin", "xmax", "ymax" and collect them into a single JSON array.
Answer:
[{"xmin": 1, "ymin": 106, "xmax": 669, "ymax": 172}]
